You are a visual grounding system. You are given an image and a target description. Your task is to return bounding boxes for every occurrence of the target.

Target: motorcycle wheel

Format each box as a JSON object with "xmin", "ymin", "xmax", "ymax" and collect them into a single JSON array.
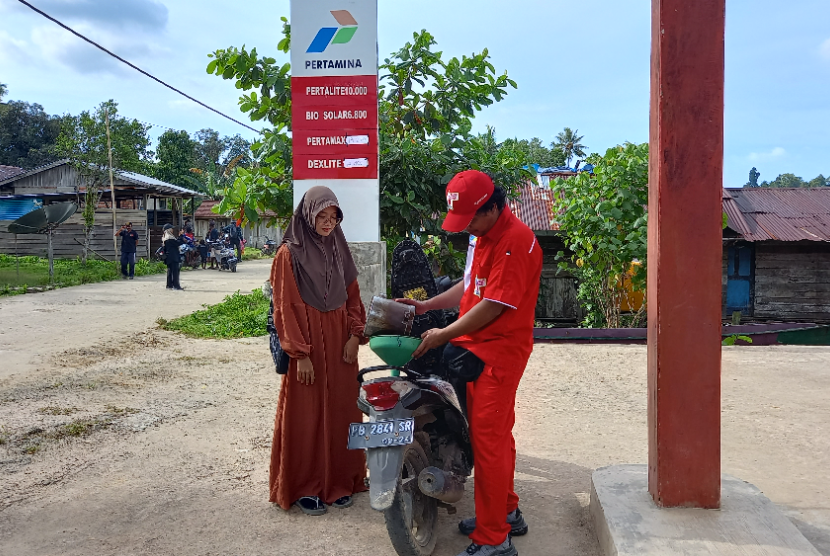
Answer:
[
  {"xmin": 231, "ymin": 263, "xmax": 237, "ymax": 273},
  {"xmin": 383, "ymin": 434, "xmax": 438, "ymax": 556}
]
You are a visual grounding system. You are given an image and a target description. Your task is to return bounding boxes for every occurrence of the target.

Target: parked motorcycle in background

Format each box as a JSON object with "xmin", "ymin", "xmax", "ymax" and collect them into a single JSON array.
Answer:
[
  {"xmin": 154, "ymin": 241, "xmax": 200, "ymax": 269},
  {"xmin": 208, "ymin": 239, "xmax": 238, "ymax": 272},
  {"xmin": 260, "ymin": 236, "xmax": 278, "ymax": 256}
]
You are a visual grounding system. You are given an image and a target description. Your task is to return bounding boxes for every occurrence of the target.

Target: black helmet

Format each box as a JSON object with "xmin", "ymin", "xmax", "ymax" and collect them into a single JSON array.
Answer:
[{"xmin": 163, "ymin": 223, "xmax": 173, "ymax": 230}]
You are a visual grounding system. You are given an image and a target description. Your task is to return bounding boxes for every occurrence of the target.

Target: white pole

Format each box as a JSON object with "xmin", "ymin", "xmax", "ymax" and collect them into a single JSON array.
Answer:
[{"xmin": 106, "ymin": 108, "xmax": 117, "ymax": 258}]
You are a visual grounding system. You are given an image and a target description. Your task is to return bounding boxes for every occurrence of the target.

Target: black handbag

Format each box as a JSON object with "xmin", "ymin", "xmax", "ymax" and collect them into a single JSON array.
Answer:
[
  {"xmin": 442, "ymin": 343, "xmax": 485, "ymax": 382},
  {"xmin": 267, "ymin": 298, "xmax": 290, "ymax": 374}
]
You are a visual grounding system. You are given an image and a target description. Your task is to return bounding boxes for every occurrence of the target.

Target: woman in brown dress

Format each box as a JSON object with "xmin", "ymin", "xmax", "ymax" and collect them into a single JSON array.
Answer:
[{"xmin": 268, "ymin": 186, "xmax": 368, "ymax": 515}]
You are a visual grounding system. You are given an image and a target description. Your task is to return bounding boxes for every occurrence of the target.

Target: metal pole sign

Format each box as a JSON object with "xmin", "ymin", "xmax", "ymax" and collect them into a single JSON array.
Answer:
[{"xmin": 291, "ymin": 0, "xmax": 379, "ymax": 242}]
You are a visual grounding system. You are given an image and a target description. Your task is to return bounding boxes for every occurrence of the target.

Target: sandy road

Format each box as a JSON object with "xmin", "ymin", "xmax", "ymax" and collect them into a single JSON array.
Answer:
[
  {"xmin": 0, "ymin": 259, "xmax": 274, "ymax": 382},
  {"xmin": 0, "ymin": 269, "xmax": 829, "ymax": 555}
]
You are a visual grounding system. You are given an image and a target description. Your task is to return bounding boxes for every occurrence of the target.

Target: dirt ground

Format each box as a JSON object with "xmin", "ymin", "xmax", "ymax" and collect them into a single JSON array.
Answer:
[{"xmin": 1, "ymin": 263, "xmax": 829, "ymax": 556}]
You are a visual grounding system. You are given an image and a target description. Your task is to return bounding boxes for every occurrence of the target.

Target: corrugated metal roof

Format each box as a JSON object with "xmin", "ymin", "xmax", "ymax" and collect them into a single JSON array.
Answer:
[
  {"xmin": 0, "ymin": 165, "xmax": 24, "ymax": 182},
  {"xmin": 723, "ymin": 187, "xmax": 830, "ymax": 242},
  {"xmin": 116, "ymin": 170, "xmax": 203, "ymax": 197},
  {"xmin": 0, "ymin": 159, "xmax": 203, "ymax": 197},
  {"xmin": 509, "ymin": 181, "xmax": 559, "ymax": 231},
  {"xmin": 194, "ymin": 199, "xmax": 277, "ymax": 220},
  {"xmin": 194, "ymin": 200, "xmax": 227, "ymax": 220},
  {"xmin": 0, "ymin": 198, "xmax": 42, "ymax": 220}
]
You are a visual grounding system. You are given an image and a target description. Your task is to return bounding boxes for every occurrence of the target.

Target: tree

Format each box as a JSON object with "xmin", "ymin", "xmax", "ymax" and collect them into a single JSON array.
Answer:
[
  {"xmin": 206, "ymin": 26, "xmax": 525, "ymax": 248},
  {"xmin": 807, "ymin": 174, "xmax": 829, "ymax": 187},
  {"xmin": 0, "ymin": 83, "xmax": 7, "ymax": 101},
  {"xmin": 0, "ymin": 94, "xmax": 63, "ymax": 169},
  {"xmin": 504, "ymin": 137, "xmax": 565, "ymax": 168},
  {"xmin": 551, "ymin": 142, "xmax": 649, "ymax": 328},
  {"xmin": 192, "ymin": 128, "xmax": 227, "ymax": 171},
  {"xmin": 56, "ymin": 100, "xmax": 152, "ymax": 262},
  {"xmin": 762, "ymin": 173, "xmax": 806, "ymax": 188},
  {"xmin": 745, "ymin": 167, "xmax": 761, "ymax": 188},
  {"xmin": 552, "ymin": 127, "xmax": 587, "ymax": 167},
  {"xmin": 154, "ymin": 130, "xmax": 196, "ymax": 187}
]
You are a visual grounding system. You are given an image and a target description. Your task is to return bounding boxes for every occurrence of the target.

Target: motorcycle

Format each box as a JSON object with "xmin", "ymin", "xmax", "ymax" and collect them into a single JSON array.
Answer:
[
  {"xmin": 260, "ymin": 236, "xmax": 278, "ymax": 256},
  {"xmin": 154, "ymin": 241, "xmax": 200, "ymax": 269},
  {"xmin": 208, "ymin": 239, "xmax": 238, "ymax": 272},
  {"xmin": 352, "ymin": 364, "xmax": 472, "ymax": 556},
  {"xmin": 180, "ymin": 240, "xmax": 201, "ymax": 269},
  {"xmin": 349, "ymin": 269, "xmax": 470, "ymax": 556}
]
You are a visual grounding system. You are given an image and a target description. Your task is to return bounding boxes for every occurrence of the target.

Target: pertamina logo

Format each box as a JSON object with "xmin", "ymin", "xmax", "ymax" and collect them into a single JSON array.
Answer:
[{"xmin": 307, "ymin": 10, "xmax": 358, "ymax": 53}]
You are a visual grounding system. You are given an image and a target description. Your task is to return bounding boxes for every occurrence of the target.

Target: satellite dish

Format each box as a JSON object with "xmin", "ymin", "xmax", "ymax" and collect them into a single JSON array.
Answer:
[
  {"xmin": 8, "ymin": 201, "xmax": 77, "ymax": 234},
  {"xmin": 7, "ymin": 202, "xmax": 78, "ymax": 284}
]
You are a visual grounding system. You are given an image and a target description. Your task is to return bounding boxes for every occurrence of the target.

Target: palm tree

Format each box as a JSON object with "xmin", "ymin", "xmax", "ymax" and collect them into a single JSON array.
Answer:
[
  {"xmin": 0, "ymin": 83, "xmax": 8, "ymax": 102},
  {"xmin": 552, "ymin": 127, "xmax": 587, "ymax": 167}
]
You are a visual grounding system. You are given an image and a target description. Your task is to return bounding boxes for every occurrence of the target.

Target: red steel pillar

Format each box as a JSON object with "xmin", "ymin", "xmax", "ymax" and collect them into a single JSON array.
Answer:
[{"xmin": 647, "ymin": 0, "xmax": 724, "ymax": 508}]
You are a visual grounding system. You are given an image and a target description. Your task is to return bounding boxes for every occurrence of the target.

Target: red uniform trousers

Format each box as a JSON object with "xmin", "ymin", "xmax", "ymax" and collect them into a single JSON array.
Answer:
[{"xmin": 467, "ymin": 362, "xmax": 523, "ymax": 546}]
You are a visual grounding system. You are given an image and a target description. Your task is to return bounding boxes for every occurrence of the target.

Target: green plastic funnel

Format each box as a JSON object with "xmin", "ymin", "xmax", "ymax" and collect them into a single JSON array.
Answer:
[{"xmin": 369, "ymin": 335, "xmax": 422, "ymax": 367}]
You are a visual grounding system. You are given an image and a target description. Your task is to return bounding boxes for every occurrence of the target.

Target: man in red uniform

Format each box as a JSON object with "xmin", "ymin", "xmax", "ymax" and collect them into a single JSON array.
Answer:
[{"xmin": 401, "ymin": 170, "xmax": 542, "ymax": 556}]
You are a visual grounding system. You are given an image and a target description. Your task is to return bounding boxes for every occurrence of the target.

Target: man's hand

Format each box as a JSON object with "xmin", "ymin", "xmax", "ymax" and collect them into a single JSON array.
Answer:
[
  {"xmin": 412, "ymin": 327, "xmax": 449, "ymax": 359},
  {"xmin": 297, "ymin": 357, "xmax": 315, "ymax": 385},
  {"xmin": 395, "ymin": 298, "xmax": 430, "ymax": 315},
  {"xmin": 343, "ymin": 335, "xmax": 360, "ymax": 364}
]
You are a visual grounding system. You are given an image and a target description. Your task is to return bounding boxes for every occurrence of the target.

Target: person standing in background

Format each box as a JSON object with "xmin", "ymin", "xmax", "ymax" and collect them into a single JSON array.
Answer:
[
  {"xmin": 226, "ymin": 221, "xmax": 242, "ymax": 260},
  {"xmin": 162, "ymin": 224, "xmax": 184, "ymax": 291},
  {"xmin": 115, "ymin": 222, "xmax": 139, "ymax": 280}
]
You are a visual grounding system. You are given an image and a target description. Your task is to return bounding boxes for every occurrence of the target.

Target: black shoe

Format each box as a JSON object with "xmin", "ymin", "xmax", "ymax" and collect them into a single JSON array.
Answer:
[
  {"xmin": 455, "ymin": 537, "xmax": 517, "ymax": 556},
  {"xmin": 459, "ymin": 508, "xmax": 528, "ymax": 537},
  {"xmin": 128, "ymin": 276, "xmax": 134, "ymax": 280},
  {"xmin": 294, "ymin": 496, "xmax": 327, "ymax": 516},
  {"xmin": 332, "ymin": 496, "xmax": 353, "ymax": 509}
]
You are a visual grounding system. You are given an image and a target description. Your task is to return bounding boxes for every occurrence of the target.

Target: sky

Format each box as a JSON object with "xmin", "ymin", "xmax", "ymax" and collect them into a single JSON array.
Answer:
[{"xmin": 0, "ymin": 0, "xmax": 829, "ymax": 187}]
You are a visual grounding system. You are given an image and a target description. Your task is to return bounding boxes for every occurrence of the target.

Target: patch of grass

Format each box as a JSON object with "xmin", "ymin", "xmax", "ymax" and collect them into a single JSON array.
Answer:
[
  {"xmin": 23, "ymin": 443, "xmax": 41, "ymax": 454},
  {"xmin": 161, "ymin": 289, "xmax": 269, "ymax": 339},
  {"xmin": 57, "ymin": 418, "xmax": 112, "ymax": 438},
  {"xmin": 0, "ymin": 425, "xmax": 9, "ymax": 445},
  {"xmin": 0, "ymin": 254, "xmax": 166, "ymax": 295},
  {"xmin": 38, "ymin": 406, "xmax": 80, "ymax": 416},
  {"xmin": 103, "ymin": 405, "xmax": 138, "ymax": 416},
  {"xmin": 241, "ymin": 248, "xmax": 271, "ymax": 261}
]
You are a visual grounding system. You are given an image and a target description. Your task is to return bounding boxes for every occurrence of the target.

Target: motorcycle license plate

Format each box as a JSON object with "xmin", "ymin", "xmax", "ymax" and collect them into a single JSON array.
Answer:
[{"xmin": 347, "ymin": 418, "xmax": 414, "ymax": 450}]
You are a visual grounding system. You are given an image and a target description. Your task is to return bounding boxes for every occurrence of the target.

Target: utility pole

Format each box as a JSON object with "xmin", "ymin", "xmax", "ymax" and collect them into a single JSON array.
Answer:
[{"xmin": 105, "ymin": 107, "xmax": 117, "ymax": 257}]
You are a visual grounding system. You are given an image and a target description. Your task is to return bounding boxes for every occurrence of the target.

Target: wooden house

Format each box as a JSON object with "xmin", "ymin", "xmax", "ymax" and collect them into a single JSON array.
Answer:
[
  {"xmin": 193, "ymin": 199, "xmax": 282, "ymax": 249},
  {"xmin": 723, "ymin": 187, "xmax": 830, "ymax": 322},
  {"xmin": 0, "ymin": 159, "xmax": 202, "ymax": 260},
  {"xmin": 447, "ymin": 179, "xmax": 584, "ymax": 322}
]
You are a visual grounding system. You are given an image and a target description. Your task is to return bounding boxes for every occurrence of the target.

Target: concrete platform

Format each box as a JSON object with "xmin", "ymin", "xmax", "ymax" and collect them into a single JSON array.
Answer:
[{"xmin": 590, "ymin": 464, "xmax": 821, "ymax": 556}]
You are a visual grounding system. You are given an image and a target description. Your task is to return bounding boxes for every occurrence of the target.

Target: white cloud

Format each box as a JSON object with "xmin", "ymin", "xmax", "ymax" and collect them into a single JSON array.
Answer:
[
  {"xmin": 0, "ymin": 30, "xmax": 32, "ymax": 66},
  {"xmin": 31, "ymin": 24, "xmax": 123, "ymax": 74},
  {"xmin": 821, "ymin": 38, "xmax": 830, "ymax": 61},
  {"xmin": 748, "ymin": 147, "xmax": 786, "ymax": 162},
  {"xmin": 22, "ymin": 0, "xmax": 168, "ymax": 33},
  {"xmin": 29, "ymin": 23, "xmax": 169, "ymax": 76}
]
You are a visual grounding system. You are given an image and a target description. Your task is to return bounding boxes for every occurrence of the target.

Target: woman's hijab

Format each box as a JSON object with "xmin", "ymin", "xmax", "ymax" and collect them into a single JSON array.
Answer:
[
  {"xmin": 162, "ymin": 225, "xmax": 177, "ymax": 242},
  {"xmin": 282, "ymin": 186, "xmax": 358, "ymax": 312}
]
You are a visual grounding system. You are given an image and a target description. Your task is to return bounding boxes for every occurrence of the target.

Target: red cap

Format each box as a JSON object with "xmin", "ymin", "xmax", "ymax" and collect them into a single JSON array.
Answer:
[{"xmin": 441, "ymin": 170, "xmax": 495, "ymax": 233}]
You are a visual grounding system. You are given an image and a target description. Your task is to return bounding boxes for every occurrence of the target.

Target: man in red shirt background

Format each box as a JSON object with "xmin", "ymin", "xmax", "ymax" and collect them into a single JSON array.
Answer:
[{"xmin": 399, "ymin": 170, "xmax": 543, "ymax": 556}]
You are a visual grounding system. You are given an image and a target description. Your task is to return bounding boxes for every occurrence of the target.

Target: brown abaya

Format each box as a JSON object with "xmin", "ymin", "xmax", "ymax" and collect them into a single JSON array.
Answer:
[{"xmin": 268, "ymin": 245, "xmax": 368, "ymax": 509}]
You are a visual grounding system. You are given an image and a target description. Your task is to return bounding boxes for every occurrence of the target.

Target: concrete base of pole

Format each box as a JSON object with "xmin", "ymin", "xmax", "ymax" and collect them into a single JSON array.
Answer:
[
  {"xmin": 590, "ymin": 465, "xmax": 820, "ymax": 556},
  {"xmin": 348, "ymin": 241, "xmax": 386, "ymax": 311}
]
